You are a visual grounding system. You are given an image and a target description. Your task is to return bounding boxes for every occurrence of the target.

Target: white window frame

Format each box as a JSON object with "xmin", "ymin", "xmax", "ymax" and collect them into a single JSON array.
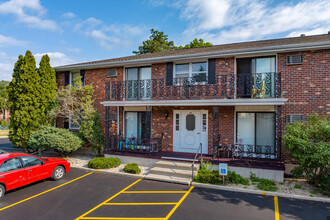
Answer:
[
  {"xmin": 173, "ymin": 61, "xmax": 208, "ymax": 83},
  {"xmin": 69, "ymin": 113, "xmax": 80, "ymax": 130},
  {"xmin": 70, "ymin": 70, "xmax": 83, "ymax": 86}
]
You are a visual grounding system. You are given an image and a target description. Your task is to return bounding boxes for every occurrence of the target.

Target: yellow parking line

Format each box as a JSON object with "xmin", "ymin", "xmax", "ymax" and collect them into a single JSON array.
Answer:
[
  {"xmin": 274, "ymin": 196, "xmax": 280, "ymax": 220},
  {"xmin": 0, "ymin": 172, "xmax": 93, "ymax": 212},
  {"xmin": 103, "ymin": 202, "xmax": 177, "ymax": 205},
  {"xmin": 122, "ymin": 191, "xmax": 187, "ymax": 193},
  {"xmin": 79, "ymin": 217, "xmax": 164, "ymax": 220},
  {"xmin": 75, "ymin": 179, "xmax": 142, "ymax": 220},
  {"xmin": 164, "ymin": 186, "xmax": 194, "ymax": 220}
]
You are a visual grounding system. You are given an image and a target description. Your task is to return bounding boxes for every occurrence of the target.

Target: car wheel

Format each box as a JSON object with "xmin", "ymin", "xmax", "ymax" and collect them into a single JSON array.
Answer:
[
  {"xmin": 51, "ymin": 166, "xmax": 65, "ymax": 181},
  {"xmin": 0, "ymin": 184, "xmax": 5, "ymax": 200}
]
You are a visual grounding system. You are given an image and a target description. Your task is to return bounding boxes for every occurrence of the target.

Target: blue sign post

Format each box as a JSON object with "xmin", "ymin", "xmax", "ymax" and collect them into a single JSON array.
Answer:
[{"xmin": 219, "ymin": 163, "xmax": 228, "ymax": 185}]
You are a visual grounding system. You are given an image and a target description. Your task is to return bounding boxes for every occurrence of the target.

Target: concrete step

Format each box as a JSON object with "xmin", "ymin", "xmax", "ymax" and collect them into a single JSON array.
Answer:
[
  {"xmin": 155, "ymin": 160, "xmax": 199, "ymax": 171},
  {"xmin": 149, "ymin": 166, "xmax": 197, "ymax": 178},
  {"xmin": 144, "ymin": 173, "xmax": 191, "ymax": 185}
]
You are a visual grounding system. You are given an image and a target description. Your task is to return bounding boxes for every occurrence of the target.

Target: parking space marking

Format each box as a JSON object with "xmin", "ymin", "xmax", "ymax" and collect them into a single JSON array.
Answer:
[
  {"xmin": 122, "ymin": 191, "xmax": 187, "ymax": 194},
  {"xmin": 104, "ymin": 203, "xmax": 177, "ymax": 205},
  {"xmin": 0, "ymin": 172, "xmax": 93, "ymax": 212},
  {"xmin": 79, "ymin": 217, "xmax": 164, "ymax": 220},
  {"xmin": 274, "ymin": 196, "xmax": 280, "ymax": 220},
  {"xmin": 75, "ymin": 178, "xmax": 142, "ymax": 220},
  {"xmin": 164, "ymin": 186, "xmax": 194, "ymax": 220}
]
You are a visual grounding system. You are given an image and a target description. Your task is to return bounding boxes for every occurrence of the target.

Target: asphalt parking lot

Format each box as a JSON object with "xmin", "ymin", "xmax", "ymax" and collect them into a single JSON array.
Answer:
[{"xmin": 0, "ymin": 168, "xmax": 329, "ymax": 220}]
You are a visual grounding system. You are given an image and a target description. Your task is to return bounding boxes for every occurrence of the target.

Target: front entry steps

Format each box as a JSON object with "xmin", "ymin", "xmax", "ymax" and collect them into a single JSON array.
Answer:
[{"xmin": 144, "ymin": 160, "xmax": 199, "ymax": 185}]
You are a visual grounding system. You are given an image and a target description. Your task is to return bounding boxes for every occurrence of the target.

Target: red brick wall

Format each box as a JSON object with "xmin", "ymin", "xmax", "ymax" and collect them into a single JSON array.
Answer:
[
  {"xmin": 278, "ymin": 49, "xmax": 330, "ymax": 162},
  {"xmin": 219, "ymin": 106, "xmax": 235, "ymax": 145}
]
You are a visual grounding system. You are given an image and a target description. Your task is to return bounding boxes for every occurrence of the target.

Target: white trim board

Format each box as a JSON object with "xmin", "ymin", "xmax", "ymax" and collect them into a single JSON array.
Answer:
[{"xmin": 101, "ymin": 98, "xmax": 288, "ymax": 107}]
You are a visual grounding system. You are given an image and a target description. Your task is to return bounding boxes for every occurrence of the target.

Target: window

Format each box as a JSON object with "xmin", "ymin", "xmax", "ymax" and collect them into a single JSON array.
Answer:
[
  {"xmin": 1, "ymin": 158, "xmax": 22, "ymax": 172},
  {"xmin": 69, "ymin": 113, "xmax": 81, "ymax": 130},
  {"xmin": 20, "ymin": 156, "xmax": 43, "ymax": 167},
  {"xmin": 70, "ymin": 71, "xmax": 81, "ymax": 85},
  {"xmin": 174, "ymin": 62, "xmax": 207, "ymax": 83},
  {"xmin": 236, "ymin": 112, "xmax": 275, "ymax": 154},
  {"xmin": 126, "ymin": 67, "xmax": 151, "ymax": 100},
  {"xmin": 175, "ymin": 114, "xmax": 180, "ymax": 131},
  {"xmin": 125, "ymin": 112, "xmax": 148, "ymax": 139},
  {"xmin": 202, "ymin": 114, "xmax": 207, "ymax": 132},
  {"xmin": 186, "ymin": 114, "xmax": 196, "ymax": 131}
]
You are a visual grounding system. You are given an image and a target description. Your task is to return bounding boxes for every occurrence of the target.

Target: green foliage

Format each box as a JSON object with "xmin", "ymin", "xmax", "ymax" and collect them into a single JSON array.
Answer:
[
  {"xmin": 291, "ymin": 166, "xmax": 304, "ymax": 178},
  {"xmin": 38, "ymin": 54, "xmax": 57, "ymax": 125},
  {"xmin": 194, "ymin": 160, "xmax": 221, "ymax": 185},
  {"xmin": 256, "ymin": 179, "xmax": 278, "ymax": 192},
  {"xmin": 283, "ymin": 113, "xmax": 330, "ymax": 180},
  {"xmin": 0, "ymin": 80, "xmax": 10, "ymax": 114},
  {"xmin": 294, "ymin": 184, "xmax": 302, "ymax": 189},
  {"xmin": 313, "ymin": 172, "xmax": 330, "ymax": 196},
  {"xmin": 133, "ymin": 29, "xmax": 175, "ymax": 54},
  {"xmin": 80, "ymin": 112, "xmax": 104, "ymax": 156},
  {"xmin": 124, "ymin": 163, "xmax": 141, "ymax": 174},
  {"xmin": 28, "ymin": 126, "xmax": 83, "ymax": 156},
  {"xmin": 88, "ymin": 157, "xmax": 121, "ymax": 169},
  {"xmin": 1, "ymin": 120, "xmax": 8, "ymax": 129},
  {"xmin": 8, "ymin": 51, "xmax": 57, "ymax": 148},
  {"xmin": 227, "ymin": 171, "xmax": 250, "ymax": 185},
  {"xmin": 176, "ymin": 38, "xmax": 213, "ymax": 49},
  {"xmin": 249, "ymin": 172, "xmax": 278, "ymax": 191}
]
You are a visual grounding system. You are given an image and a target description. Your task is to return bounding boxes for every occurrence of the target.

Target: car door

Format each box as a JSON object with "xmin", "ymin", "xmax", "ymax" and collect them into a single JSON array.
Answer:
[
  {"xmin": 20, "ymin": 156, "xmax": 48, "ymax": 184},
  {"xmin": 0, "ymin": 157, "xmax": 26, "ymax": 191}
]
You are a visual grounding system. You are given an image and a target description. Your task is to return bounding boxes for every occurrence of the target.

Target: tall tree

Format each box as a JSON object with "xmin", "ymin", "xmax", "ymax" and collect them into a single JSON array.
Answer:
[
  {"xmin": 176, "ymin": 38, "xmax": 213, "ymax": 49},
  {"xmin": 0, "ymin": 80, "xmax": 10, "ymax": 114},
  {"xmin": 38, "ymin": 54, "xmax": 57, "ymax": 125},
  {"xmin": 8, "ymin": 51, "xmax": 56, "ymax": 148},
  {"xmin": 133, "ymin": 29, "xmax": 175, "ymax": 54}
]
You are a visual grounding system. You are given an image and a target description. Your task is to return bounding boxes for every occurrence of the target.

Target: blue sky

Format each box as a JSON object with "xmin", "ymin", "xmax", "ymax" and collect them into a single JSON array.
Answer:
[{"xmin": 0, "ymin": 0, "xmax": 329, "ymax": 80}]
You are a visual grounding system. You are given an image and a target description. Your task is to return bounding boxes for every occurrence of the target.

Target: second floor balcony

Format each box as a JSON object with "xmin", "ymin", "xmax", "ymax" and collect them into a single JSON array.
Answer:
[{"xmin": 106, "ymin": 72, "xmax": 281, "ymax": 102}]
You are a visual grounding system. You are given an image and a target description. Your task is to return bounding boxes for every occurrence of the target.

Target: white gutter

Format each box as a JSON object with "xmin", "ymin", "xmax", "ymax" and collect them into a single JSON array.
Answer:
[
  {"xmin": 54, "ymin": 41, "xmax": 330, "ymax": 71},
  {"xmin": 100, "ymin": 98, "xmax": 288, "ymax": 107}
]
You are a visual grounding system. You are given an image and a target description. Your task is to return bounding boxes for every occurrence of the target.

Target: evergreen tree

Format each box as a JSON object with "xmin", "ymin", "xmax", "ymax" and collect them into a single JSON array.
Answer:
[
  {"xmin": 8, "ymin": 51, "xmax": 43, "ymax": 148},
  {"xmin": 38, "ymin": 54, "xmax": 57, "ymax": 125},
  {"xmin": 133, "ymin": 29, "xmax": 175, "ymax": 54}
]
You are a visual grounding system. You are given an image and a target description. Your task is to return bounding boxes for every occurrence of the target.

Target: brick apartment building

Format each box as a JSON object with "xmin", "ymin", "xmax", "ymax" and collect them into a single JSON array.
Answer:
[{"xmin": 54, "ymin": 34, "xmax": 330, "ymax": 179}]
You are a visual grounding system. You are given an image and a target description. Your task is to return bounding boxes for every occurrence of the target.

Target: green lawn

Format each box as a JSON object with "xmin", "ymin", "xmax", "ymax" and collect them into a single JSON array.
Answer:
[{"xmin": 0, "ymin": 129, "xmax": 9, "ymax": 136}]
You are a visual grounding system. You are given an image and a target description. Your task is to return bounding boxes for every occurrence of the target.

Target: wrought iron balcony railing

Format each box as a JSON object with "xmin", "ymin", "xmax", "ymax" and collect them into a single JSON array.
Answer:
[
  {"xmin": 106, "ymin": 75, "xmax": 235, "ymax": 101},
  {"xmin": 217, "ymin": 143, "xmax": 279, "ymax": 159},
  {"xmin": 236, "ymin": 72, "xmax": 281, "ymax": 98}
]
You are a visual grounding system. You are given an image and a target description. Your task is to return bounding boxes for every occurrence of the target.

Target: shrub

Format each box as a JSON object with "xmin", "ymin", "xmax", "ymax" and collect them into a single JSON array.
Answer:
[
  {"xmin": 194, "ymin": 160, "xmax": 221, "ymax": 185},
  {"xmin": 256, "ymin": 179, "xmax": 278, "ymax": 192},
  {"xmin": 1, "ymin": 120, "xmax": 8, "ymax": 129},
  {"xmin": 294, "ymin": 184, "xmax": 302, "ymax": 189},
  {"xmin": 250, "ymin": 172, "xmax": 261, "ymax": 183},
  {"xmin": 283, "ymin": 113, "xmax": 329, "ymax": 181},
  {"xmin": 291, "ymin": 166, "xmax": 304, "ymax": 178},
  {"xmin": 313, "ymin": 172, "xmax": 330, "ymax": 196},
  {"xmin": 28, "ymin": 126, "xmax": 83, "ymax": 156},
  {"xmin": 228, "ymin": 171, "xmax": 250, "ymax": 185},
  {"xmin": 88, "ymin": 157, "xmax": 121, "ymax": 169},
  {"xmin": 124, "ymin": 163, "xmax": 141, "ymax": 174}
]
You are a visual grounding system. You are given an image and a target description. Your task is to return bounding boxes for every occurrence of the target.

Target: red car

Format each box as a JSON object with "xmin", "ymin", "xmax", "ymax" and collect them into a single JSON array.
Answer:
[{"xmin": 0, "ymin": 153, "xmax": 70, "ymax": 199}]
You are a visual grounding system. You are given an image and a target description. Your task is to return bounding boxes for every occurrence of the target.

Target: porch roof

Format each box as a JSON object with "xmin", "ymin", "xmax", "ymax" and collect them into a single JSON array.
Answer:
[{"xmin": 100, "ymin": 98, "xmax": 288, "ymax": 107}]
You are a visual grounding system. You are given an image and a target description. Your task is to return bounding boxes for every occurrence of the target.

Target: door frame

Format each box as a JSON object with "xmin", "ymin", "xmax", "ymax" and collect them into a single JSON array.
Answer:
[{"xmin": 173, "ymin": 110, "xmax": 208, "ymax": 154}]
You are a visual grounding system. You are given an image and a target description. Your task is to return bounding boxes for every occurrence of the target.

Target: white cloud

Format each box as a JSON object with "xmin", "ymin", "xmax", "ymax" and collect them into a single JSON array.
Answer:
[
  {"xmin": 76, "ymin": 17, "xmax": 148, "ymax": 50},
  {"xmin": 34, "ymin": 52, "xmax": 76, "ymax": 67},
  {"xmin": 0, "ymin": 0, "xmax": 59, "ymax": 31},
  {"xmin": 0, "ymin": 35, "xmax": 26, "ymax": 47},
  {"xmin": 61, "ymin": 12, "xmax": 76, "ymax": 19},
  {"xmin": 179, "ymin": 0, "xmax": 330, "ymax": 44},
  {"xmin": 0, "ymin": 52, "xmax": 17, "ymax": 80}
]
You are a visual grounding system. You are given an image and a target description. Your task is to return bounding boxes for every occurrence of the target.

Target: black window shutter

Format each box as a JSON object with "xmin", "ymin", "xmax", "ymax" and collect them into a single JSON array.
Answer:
[
  {"xmin": 64, "ymin": 119, "xmax": 69, "ymax": 129},
  {"xmin": 80, "ymin": 70, "xmax": 85, "ymax": 85},
  {"xmin": 208, "ymin": 59, "xmax": 216, "ymax": 84},
  {"xmin": 65, "ymin": 71, "xmax": 70, "ymax": 86},
  {"xmin": 166, "ymin": 62, "xmax": 173, "ymax": 86}
]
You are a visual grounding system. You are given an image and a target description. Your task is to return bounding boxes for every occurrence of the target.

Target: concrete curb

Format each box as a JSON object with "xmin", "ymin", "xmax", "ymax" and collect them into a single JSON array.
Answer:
[
  {"xmin": 70, "ymin": 166, "xmax": 144, "ymax": 179},
  {"xmin": 192, "ymin": 182, "xmax": 330, "ymax": 203}
]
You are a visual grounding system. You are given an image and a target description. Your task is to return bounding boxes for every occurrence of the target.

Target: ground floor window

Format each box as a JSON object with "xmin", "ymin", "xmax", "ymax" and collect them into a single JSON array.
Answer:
[
  {"xmin": 236, "ymin": 112, "xmax": 275, "ymax": 154},
  {"xmin": 125, "ymin": 111, "xmax": 148, "ymax": 139}
]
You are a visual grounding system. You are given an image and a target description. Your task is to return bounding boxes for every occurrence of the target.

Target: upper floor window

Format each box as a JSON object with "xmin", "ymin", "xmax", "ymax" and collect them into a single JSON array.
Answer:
[{"xmin": 174, "ymin": 62, "xmax": 207, "ymax": 84}]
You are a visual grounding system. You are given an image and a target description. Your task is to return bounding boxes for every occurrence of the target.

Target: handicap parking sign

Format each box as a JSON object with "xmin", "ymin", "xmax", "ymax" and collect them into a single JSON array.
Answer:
[{"xmin": 219, "ymin": 163, "xmax": 228, "ymax": 175}]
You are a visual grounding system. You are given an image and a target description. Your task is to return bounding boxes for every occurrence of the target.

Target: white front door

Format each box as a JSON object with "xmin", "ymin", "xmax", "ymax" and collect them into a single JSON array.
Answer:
[{"xmin": 173, "ymin": 110, "xmax": 208, "ymax": 154}]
